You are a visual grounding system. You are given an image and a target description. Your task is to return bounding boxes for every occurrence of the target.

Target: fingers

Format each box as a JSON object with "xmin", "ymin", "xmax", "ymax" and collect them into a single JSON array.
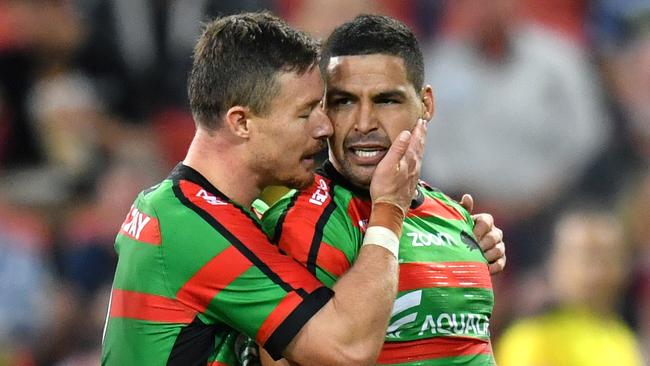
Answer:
[
  {"xmin": 382, "ymin": 130, "xmax": 411, "ymax": 169},
  {"xmin": 472, "ymin": 213, "xmax": 495, "ymax": 241},
  {"xmin": 472, "ymin": 212, "xmax": 506, "ymax": 274},
  {"xmin": 370, "ymin": 130, "xmax": 414, "ymax": 211},
  {"xmin": 401, "ymin": 119, "xmax": 427, "ymax": 186},
  {"xmin": 459, "ymin": 194, "xmax": 474, "ymax": 213},
  {"xmin": 368, "ymin": 118, "xmax": 427, "ymax": 212},
  {"xmin": 407, "ymin": 119, "xmax": 427, "ymax": 162},
  {"xmin": 488, "ymin": 254, "xmax": 506, "ymax": 275},
  {"xmin": 482, "ymin": 240, "xmax": 505, "ymax": 263}
]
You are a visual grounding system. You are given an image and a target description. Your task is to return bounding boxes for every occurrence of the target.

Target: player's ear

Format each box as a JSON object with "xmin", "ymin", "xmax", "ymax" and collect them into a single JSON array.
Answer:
[
  {"xmin": 223, "ymin": 105, "xmax": 251, "ymax": 139},
  {"xmin": 420, "ymin": 85, "xmax": 434, "ymax": 122}
]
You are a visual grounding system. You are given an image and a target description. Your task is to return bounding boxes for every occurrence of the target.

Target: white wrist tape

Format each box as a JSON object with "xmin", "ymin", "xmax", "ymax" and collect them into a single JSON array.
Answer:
[{"xmin": 362, "ymin": 226, "xmax": 400, "ymax": 258}]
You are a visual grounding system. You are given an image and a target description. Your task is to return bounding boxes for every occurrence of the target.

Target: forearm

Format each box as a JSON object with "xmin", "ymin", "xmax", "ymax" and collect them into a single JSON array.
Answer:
[
  {"xmin": 282, "ymin": 204, "xmax": 402, "ymax": 365},
  {"xmin": 329, "ymin": 244, "xmax": 398, "ymax": 353},
  {"xmin": 283, "ymin": 245, "xmax": 398, "ymax": 365}
]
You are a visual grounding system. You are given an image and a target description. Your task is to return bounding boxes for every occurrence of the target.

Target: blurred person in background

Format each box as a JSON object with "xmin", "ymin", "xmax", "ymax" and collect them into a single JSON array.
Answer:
[
  {"xmin": 44, "ymin": 141, "xmax": 164, "ymax": 366},
  {"xmin": 584, "ymin": 8, "xmax": 650, "ymax": 363},
  {"xmin": 581, "ymin": 1, "xmax": 650, "ymax": 196},
  {"xmin": 495, "ymin": 208, "xmax": 644, "ymax": 366},
  {"xmin": 0, "ymin": 199, "xmax": 53, "ymax": 366},
  {"xmin": 619, "ymin": 173, "xmax": 650, "ymax": 364},
  {"xmin": 0, "ymin": 0, "xmax": 115, "ymax": 206},
  {"xmin": 0, "ymin": 0, "xmax": 85, "ymax": 169},
  {"xmin": 420, "ymin": 0, "xmax": 610, "ymax": 270}
]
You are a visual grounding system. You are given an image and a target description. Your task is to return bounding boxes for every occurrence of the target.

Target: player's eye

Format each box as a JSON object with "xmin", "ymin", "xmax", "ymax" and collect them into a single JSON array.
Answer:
[
  {"xmin": 376, "ymin": 98, "xmax": 400, "ymax": 105},
  {"xmin": 330, "ymin": 97, "xmax": 352, "ymax": 107}
]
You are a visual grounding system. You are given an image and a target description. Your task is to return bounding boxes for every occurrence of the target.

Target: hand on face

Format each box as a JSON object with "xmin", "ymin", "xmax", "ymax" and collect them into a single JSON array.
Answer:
[
  {"xmin": 369, "ymin": 118, "xmax": 427, "ymax": 213},
  {"xmin": 459, "ymin": 194, "xmax": 507, "ymax": 275}
]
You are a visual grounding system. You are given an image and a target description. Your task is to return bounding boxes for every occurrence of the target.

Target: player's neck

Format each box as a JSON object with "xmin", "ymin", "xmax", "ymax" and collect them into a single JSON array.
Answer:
[{"xmin": 184, "ymin": 128, "xmax": 260, "ymax": 207}]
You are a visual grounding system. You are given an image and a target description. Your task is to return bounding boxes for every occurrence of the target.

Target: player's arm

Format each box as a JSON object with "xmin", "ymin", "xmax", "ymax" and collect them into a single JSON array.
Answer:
[
  {"xmin": 282, "ymin": 122, "xmax": 426, "ymax": 365},
  {"xmin": 260, "ymin": 349, "xmax": 291, "ymax": 366},
  {"xmin": 459, "ymin": 194, "xmax": 507, "ymax": 274}
]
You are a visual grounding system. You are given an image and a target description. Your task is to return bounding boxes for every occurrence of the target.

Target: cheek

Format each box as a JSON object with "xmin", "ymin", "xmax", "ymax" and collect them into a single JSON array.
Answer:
[
  {"xmin": 384, "ymin": 122, "xmax": 416, "ymax": 142},
  {"xmin": 331, "ymin": 121, "xmax": 349, "ymax": 147},
  {"xmin": 381, "ymin": 108, "xmax": 419, "ymax": 136}
]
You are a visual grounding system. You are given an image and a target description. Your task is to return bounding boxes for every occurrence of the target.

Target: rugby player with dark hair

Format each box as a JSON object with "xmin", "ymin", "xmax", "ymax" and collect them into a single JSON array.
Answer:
[
  {"xmin": 261, "ymin": 15, "xmax": 503, "ymax": 365},
  {"xmin": 101, "ymin": 12, "xmax": 428, "ymax": 366}
]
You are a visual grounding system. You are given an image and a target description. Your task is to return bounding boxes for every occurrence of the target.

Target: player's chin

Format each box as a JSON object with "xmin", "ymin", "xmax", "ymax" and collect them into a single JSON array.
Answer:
[
  {"xmin": 284, "ymin": 171, "xmax": 315, "ymax": 190},
  {"xmin": 346, "ymin": 165, "xmax": 374, "ymax": 188}
]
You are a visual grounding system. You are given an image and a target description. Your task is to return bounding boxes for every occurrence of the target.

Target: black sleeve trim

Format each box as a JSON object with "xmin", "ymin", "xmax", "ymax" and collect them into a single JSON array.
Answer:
[{"xmin": 263, "ymin": 286, "xmax": 335, "ymax": 360}]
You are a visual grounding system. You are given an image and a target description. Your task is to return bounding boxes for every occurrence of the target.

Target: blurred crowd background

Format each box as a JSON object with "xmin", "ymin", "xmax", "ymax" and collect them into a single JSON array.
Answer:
[{"xmin": 0, "ymin": 0, "xmax": 648, "ymax": 365}]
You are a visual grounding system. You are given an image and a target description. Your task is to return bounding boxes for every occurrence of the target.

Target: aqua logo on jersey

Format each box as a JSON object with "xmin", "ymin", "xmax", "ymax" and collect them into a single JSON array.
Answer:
[
  {"xmin": 385, "ymin": 289, "xmax": 491, "ymax": 340},
  {"xmin": 417, "ymin": 312, "xmax": 490, "ymax": 337}
]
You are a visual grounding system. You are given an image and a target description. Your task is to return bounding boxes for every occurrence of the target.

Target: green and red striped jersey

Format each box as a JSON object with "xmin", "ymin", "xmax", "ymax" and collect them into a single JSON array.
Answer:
[
  {"xmin": 262, "ymin": 161, "xmax": 495, "ymax": 366},
  {"xmin": 101, "ymin": 164, "xmax": 333, "ymax": 365}
]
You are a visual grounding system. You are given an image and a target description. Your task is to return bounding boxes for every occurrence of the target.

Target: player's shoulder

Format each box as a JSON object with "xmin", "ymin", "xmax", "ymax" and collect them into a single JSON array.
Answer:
[
  {"xmin": 261, "ymin": 172, "xmax": 347, "ymax": 241},
  {"xmin": 270, "ymin": 172, "xmax": 334, "ymax": 211},
  {"xmin": 417, "ymin": 179, "xmax": 472, "ymax": 223},
  {"xmin": 417, "ymin": 179, "xmax": 454, "ymax": 203},
  {"xmin": 128, "ymin": 179, "xmax": 172, "ymax": 214}
]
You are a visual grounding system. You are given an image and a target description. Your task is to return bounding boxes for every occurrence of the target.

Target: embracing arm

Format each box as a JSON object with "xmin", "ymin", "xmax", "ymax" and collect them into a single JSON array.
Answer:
[{"xmin": 459, "ymin": 194, "xmax": 507, "ymax": 274}]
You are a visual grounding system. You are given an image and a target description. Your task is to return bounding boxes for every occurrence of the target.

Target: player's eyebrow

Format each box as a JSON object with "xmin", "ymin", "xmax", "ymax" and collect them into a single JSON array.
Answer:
[
  {"xmin": 372, "ymin": 90, "xmax": 407, "ymax": 101},
  {"xmin": 301, "ymin": 98, "xmax": 322, "ymax": 110},
  {"xmin": 326, "ymin": 88, "xmax": 357, "ymax": 99}
]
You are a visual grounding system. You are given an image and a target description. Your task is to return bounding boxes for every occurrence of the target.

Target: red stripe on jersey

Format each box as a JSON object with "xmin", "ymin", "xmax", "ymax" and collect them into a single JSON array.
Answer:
[
  {"xmin": 347, "ymin": 196, "xmax": 371, "ymax": 233},
  {"xmin": 176, "ymin": 245, "xmax": 252, "ymax": 312},
  {"xmin": 207, "ymin": 362, "xmax": 229, "ymax": 366},
  {"xmin": 409, "ymin": 196, "xmax": 464, "ymax": 221},
  {"xmin": 179, "ymin": 180, "xmax": 324, "ymax": 293},
  {"xmin": 109, "ymin": 288, "xmax": 195, "ymax": 323},
  {"xmin": 256, "ymin": 291, "xmax": 304, "ymax": 344},
  {"xmin": 377, "ymin": 336, "xmax": 491, "ymax": 364},
  {"xmin": 119, "ymin": 205, "xmax": 161, "ymax": 245},
  {"xmin": 398, "ymin": 262, "xmax": 492, "ymax": 292},
  {"xmin": 316, "ymin": 242, "xmax": 350, "ymax": 277},
  {"xmin": 277, "ymin": 176, "xmax": 334, "ymax": 262}
]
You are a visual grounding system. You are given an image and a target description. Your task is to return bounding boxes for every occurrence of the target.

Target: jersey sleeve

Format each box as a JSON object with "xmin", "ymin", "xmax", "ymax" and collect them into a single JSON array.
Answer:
[
  {"xmin": 262, "ymin": 177, "xmax": 360, "ymax": 287},
  {"xmin": 164, "ymin": 179, "xmax": 334, "ymax": 360}
]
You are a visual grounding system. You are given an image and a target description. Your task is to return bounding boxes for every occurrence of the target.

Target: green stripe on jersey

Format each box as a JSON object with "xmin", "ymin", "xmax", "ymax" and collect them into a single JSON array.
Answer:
[
  {"xmin": 112, "ymin": 235, "xmax": 169, "ymax": 295},
  {"xmin": 380, "ymin": 353, "xmax": 495, "ymax": 366},
  {"xmin": 206, "ymin": 265, "xmax": 287, "ymax": 335},
  {"xmin": 102, "ymin": 317, "xmax": 180, "ymax": 365}
]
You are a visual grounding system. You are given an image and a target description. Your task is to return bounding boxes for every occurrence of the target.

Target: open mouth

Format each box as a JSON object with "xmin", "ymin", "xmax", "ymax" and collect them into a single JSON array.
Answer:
[
  {"xmin": 347, "ymin": 146, "xmax": 387, "ymax": 165},
  {"xmin": 351, "ymin": 149, "xmax": 384, "ymax": 158}
]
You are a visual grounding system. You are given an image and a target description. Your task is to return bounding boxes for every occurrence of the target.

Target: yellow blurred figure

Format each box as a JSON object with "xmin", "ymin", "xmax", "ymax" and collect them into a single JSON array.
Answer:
[
  {"xmin": 496, "ymin": 306, "xmax": 642, "ymax": 366},
  {"xmin": 496, "ymin": 210, "xmax": 644, "ymax": 366}
]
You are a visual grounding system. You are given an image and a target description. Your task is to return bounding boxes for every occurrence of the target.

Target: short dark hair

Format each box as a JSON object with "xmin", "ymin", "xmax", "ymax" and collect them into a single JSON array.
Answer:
[
  {"xmin": 320, "ymin": 14, "xmax": 424, "ymax": 90},
  {"xmin": 188, "ymin": 12, "xmax": 319, "ymax": 129}
]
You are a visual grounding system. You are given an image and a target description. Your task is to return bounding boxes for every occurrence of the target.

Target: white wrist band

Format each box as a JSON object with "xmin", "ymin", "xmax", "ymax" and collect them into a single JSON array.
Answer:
[{"xmin": 362, "ymin": 226, "xmax": 400, "ymax": 258}]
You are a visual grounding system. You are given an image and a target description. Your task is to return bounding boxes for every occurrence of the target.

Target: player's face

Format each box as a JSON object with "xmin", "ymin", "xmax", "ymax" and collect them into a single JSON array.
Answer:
[
  {"xmin": 251, "ymin": 67, "xmax": 332, "ymax": 189},
  {"xmin": 325, "ymin": 55, "xmax": 433, "ymax": 188}
]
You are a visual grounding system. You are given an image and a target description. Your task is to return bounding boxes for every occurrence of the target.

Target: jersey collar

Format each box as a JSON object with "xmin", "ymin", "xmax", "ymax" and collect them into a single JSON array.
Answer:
[
  {"xmin": 168, "ymin": 163, "xmax": 230, "ymax": 201},
  {"xmin": 317, "ymin": 160, "xmax": 425, "ymax": 209}
]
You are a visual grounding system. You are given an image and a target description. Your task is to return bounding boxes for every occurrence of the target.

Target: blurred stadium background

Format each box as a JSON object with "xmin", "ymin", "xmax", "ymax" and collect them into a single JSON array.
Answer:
[{"xmin": 0, "ymin": 0, "xmax": 648, "ymax": 365}]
